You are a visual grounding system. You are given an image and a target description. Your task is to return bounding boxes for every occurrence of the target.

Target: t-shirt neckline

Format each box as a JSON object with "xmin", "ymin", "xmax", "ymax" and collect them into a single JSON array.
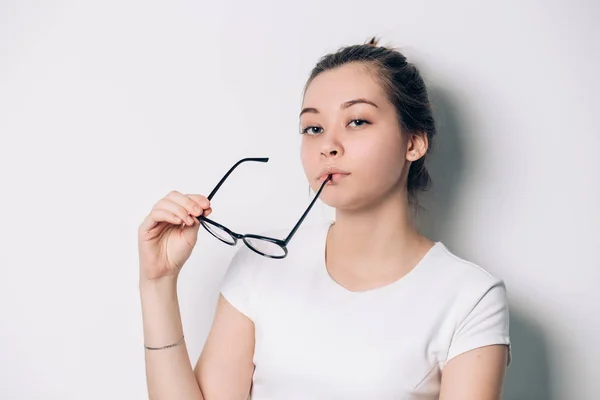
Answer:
[{"xmin": 317, "ymin": 221, "xmax": 441, "ymax": 295}]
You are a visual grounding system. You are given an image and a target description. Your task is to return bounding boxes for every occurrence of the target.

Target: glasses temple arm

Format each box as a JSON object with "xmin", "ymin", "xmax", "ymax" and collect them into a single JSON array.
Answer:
[
  {"xmin": 207, "ymin": 157, "xmax": 269, "ymax": 201},
  {"xmin": 283, "ymin": 175, "xmax": 332, "ymax": 245}
]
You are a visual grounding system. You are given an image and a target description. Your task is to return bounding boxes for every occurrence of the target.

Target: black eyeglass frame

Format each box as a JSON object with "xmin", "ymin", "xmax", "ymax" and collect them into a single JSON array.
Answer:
[{"xmin": 197, "ymin": 157, "xmax": 331, "ymax": 259}]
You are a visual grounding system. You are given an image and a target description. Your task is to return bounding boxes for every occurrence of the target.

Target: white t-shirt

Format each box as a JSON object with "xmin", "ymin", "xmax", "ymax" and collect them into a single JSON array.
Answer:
[{"xmin": 220, "ymin": 221, "xmax": 511, "ymax": 399}]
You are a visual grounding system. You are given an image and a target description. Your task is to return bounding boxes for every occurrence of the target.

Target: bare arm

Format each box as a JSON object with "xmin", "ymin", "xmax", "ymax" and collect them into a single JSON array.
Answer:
[
  {"xmin": 140, "ymin": 276, "xmax": 204, "ymax": 400},
  {"xmin": 140, "ymin": 282, "xmax": 255, "ymax": 400},
  {"xmin": 439, "ymin": 344, "xmax": 509, "ymax": 400},
  {"xmin": 138, "ymin": 190, "xmax": 253, "ymax": 399},
  {"xmin": 194, "ymin": 294, "xmax": 255, "ymax": 400}
]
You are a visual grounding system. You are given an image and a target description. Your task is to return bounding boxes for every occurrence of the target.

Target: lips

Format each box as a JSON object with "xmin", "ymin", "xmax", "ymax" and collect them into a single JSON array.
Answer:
[
  {"xmin": 317, "ymin": 166, "xmax": 351, "ymax": 183},
  {"xmin": 323, "ymin": 173, "xmax": 350, "ymax": 184}
]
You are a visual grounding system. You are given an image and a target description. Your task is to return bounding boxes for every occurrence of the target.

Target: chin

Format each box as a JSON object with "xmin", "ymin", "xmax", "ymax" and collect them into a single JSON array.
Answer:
[
  {"xmin": 318, "ymin": 179, "xmax": 403, "ymax": 213},
  {"xmin": 309, "ymin": 176, "xmax": 362, "ymax": 210},
  {"xmin": 318, "ymin": 190, "xmax": 368, "ymax": 212}
]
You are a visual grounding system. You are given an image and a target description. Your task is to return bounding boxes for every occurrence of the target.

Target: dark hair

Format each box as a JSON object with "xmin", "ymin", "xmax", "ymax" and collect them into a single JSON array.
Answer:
[{"xmin": 304, "ymin": 37, "xmax": 436, "ymax": 204}]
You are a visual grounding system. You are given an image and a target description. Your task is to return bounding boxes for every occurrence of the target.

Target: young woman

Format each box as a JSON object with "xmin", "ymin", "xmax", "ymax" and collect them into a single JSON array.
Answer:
[{"xmin": 138, "ymin": 38, "xmax": 511, "ymax": 399}]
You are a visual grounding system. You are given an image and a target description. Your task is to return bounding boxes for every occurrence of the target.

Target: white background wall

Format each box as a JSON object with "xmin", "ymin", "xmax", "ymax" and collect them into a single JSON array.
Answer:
[{"xmin": 1, "ymin": 0, "xmax": 598, "ymax": 399}]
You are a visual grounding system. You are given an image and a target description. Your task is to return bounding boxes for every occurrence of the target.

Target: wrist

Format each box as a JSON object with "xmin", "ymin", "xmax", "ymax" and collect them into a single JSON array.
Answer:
[{"xmin": 139, "ymin": 274, "xmax": 179, "ymax": 293}]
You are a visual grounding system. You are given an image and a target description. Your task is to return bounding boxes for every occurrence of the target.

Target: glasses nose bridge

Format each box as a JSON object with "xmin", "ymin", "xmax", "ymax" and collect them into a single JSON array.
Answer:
[{"xmin": 230, "ymin": 231, "xmax": 245, "ymax": 240}]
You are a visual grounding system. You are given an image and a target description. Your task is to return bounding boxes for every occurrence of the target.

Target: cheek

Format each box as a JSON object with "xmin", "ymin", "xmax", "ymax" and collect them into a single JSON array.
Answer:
[{"xmin": 352, "ymin": 132, "xmax": 404, "ymax": 177}]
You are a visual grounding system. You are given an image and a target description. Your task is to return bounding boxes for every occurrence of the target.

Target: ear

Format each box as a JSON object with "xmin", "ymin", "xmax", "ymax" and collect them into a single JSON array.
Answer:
[{"xmin": 405, "ymin": 132, "xmax": 428, "ymax": 161}]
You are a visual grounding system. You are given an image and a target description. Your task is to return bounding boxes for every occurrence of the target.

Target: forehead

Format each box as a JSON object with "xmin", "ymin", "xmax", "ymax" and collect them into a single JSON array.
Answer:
[{"xmin": 302, "ymin": 63, "xmax": 386, "ymax": 109}]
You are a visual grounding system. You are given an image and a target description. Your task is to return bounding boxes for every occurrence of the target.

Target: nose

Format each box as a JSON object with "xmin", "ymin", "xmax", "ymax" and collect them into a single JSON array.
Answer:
[
  {"xmin": 320, "ymin": 133, "xmax": 344, "ymax": 159},
  {"xmin": 323, "ymin": 147, "xmax": 339, "ymax": 157}
]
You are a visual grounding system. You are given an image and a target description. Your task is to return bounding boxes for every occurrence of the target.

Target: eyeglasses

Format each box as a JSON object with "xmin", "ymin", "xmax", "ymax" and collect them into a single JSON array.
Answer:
[{"xmin": 197, "ymin": 157, "xmax": 331, "ymax": 259}]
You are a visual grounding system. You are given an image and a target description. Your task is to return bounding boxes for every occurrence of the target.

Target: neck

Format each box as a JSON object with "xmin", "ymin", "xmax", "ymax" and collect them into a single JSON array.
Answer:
[{"xmin": 328, "ymin": 187, "xmax": 430, "ymax": 276}]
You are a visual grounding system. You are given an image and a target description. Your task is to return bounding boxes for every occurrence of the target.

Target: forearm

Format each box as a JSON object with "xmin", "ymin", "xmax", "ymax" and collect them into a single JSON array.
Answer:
[{"xmin": 140, "ymin": 276, "xmax": 203, "ymax": 400}]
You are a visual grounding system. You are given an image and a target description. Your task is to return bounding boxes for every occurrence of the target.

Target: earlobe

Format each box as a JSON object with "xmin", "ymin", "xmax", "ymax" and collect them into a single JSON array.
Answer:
[{"xmin": 407, "ymin": 132, "xmax": 428, "ymax": 161}]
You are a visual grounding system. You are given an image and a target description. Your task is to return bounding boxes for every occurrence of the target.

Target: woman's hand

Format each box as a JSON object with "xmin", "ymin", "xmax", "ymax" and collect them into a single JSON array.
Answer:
[{"xmin": 138, "ymin": 191, "xmax": 212, "ymax": 282}]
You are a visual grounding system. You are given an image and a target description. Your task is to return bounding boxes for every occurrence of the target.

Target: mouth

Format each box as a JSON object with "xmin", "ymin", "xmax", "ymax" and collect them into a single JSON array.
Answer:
[
  {"xmin": 317, "ymin": 165, "xmax": 351, "ymax": 185},
  {"xmin": 318, "ymin": 172, "xmax": 351, "ymax": 185}
]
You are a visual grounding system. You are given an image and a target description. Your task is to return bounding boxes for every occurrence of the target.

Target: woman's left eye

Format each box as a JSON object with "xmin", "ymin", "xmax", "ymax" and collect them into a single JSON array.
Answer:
[{"xmin": 348, "ymin": 119, "xmax": 370, "ymax": 127}]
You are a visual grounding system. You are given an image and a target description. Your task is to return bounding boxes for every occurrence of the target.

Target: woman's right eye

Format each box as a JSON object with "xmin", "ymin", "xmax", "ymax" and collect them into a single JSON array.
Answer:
[{"xmin": 301, "ymin": 126, "xmax": 324, "ymax": 135}]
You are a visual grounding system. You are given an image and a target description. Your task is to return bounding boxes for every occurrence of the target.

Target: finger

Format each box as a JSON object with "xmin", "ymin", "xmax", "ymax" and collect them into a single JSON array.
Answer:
[
  {"xmin": 166, "ymin": 191, "xmax": 210, "ymax": 217},
  {"xmin": 140, "ymin": 209, "xmax": 182, "ymax": 232},
  {"xmin": 182, "ymin": 215, "xmax": 202, "ymax": 248},
  {"xmin": 187, "ymin": 194, "xmax": 211, "ymax": 208},
  {"xmin": 155, "ymin": 198, "xmax": 196, "ymax": 226},
  {"xmin": 187, "ymin": 194, "xmax": 211, "ymax": 214}
]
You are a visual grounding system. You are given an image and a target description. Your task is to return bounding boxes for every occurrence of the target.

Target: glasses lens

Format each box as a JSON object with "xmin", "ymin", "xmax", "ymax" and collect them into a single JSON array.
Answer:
[
  {"xmin": 201, "ymin": 220, "xmax": 235, "ymax": 245},
  {"xmin": 244, "ymin": 237, "xmax": 286, "ymax": 258}
]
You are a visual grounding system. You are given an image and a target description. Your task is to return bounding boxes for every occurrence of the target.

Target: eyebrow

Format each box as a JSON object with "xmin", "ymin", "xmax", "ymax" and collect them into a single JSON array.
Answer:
[{"xmin": 299, "ymin": 98, "xmax": 379, "ymax": 117}]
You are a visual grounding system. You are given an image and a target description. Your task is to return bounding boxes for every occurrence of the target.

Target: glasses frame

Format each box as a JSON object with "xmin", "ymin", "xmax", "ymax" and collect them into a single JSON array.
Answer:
[{"xmin": 197, "ymin": 157, "xmax": 331, "ymax": 259}]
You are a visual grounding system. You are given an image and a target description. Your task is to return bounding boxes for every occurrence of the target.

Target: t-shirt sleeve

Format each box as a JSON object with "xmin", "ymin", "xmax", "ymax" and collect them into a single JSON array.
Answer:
[
  {"xmin": 445, "ymin": 279, "xmax": 511, "ymax": 365},
  {"xmin": 219, "ymin": 246, "xmax": 259, "ymax": 321}
]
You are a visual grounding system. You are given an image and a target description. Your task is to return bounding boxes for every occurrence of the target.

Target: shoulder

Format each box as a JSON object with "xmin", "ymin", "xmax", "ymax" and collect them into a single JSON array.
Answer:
[
  {"xmin": 425, "ymin": 241, "xmax": 510, "ymax": 319},
  {"xmin": 425, "ymin": 243, "xmax": 511, "ymax": 365},
  {"xmin": 425, "ymin": 242, "xmax": 506, "ymax": 294},
  {"xmin": 420, "ymin": 242, "xmax": 510, "ymax": 329}
]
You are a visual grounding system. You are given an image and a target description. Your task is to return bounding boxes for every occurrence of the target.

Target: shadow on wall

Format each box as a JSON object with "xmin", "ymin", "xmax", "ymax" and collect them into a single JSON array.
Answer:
[{"xmin": 418, "ymin": 86, "xmax": 555, "ymax": 400}]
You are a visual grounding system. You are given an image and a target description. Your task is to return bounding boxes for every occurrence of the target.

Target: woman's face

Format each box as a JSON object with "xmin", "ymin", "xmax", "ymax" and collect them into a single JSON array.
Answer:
[{"xmin": 300, "ymin": 62, "xmax": 409, "ymax": 211}]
